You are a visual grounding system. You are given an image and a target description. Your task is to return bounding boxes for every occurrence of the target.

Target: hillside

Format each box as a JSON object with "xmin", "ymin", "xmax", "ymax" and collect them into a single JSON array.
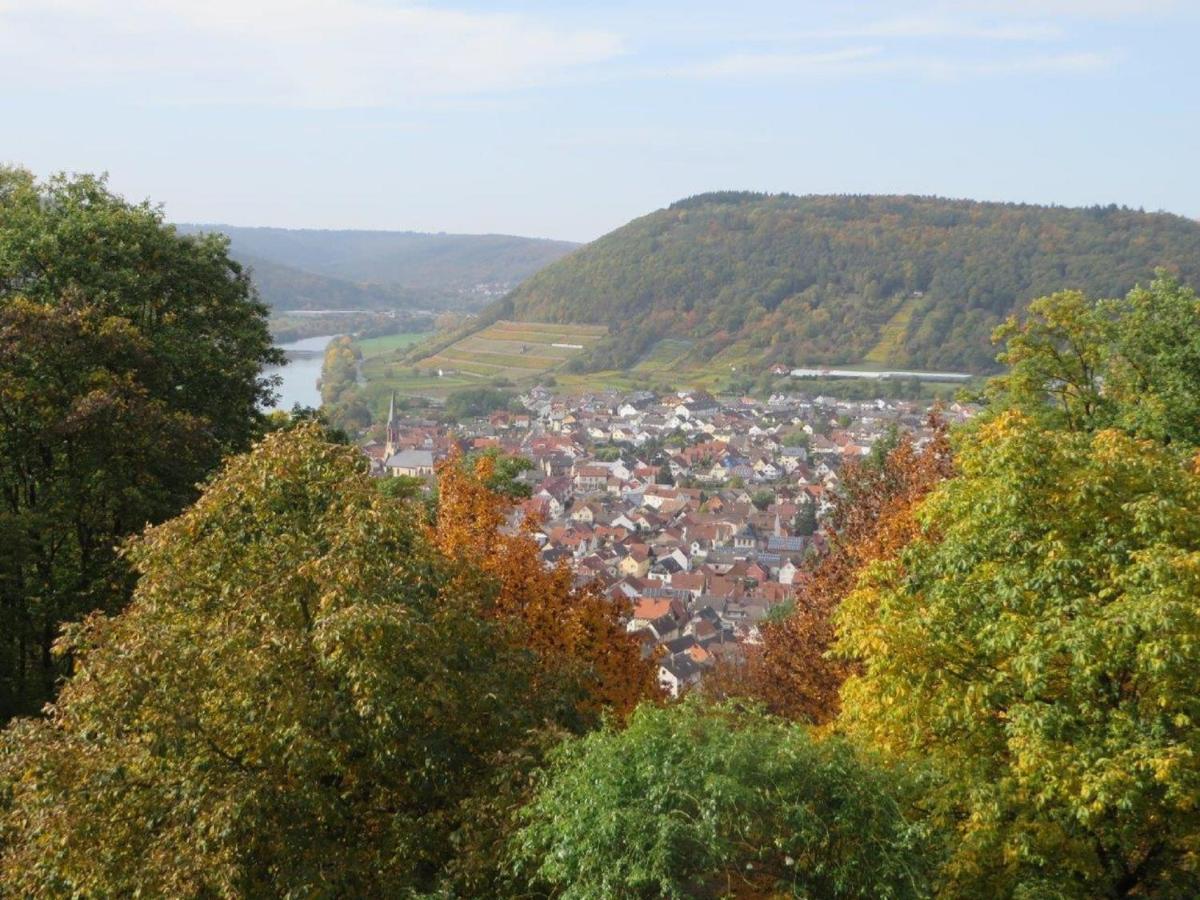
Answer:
[
  {"xmin": 236, "ymin": 254, "xmax": 423, "ymax": 311},
  {"xmin": 179, "ymin": 224, "xmax": 579, "ymax": 311},
  {"xmin": 485, "ymin": 193, "xmax": 1200, "ymax": 373}
]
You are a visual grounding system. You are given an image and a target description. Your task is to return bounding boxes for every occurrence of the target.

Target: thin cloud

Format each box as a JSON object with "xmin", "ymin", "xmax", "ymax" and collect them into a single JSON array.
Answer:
[
  {"xmin": 676, "ymin": 48, "xmax": 1115, "ymax": 81},
  {"xmin": 813, "ymin": 15, "xmax": 1062, "ymax": 41},
  {"xmin": 951, "ymin": 0, "xmax": 1179, "ymax": 18},
  {"xmin": 676, "ymin": 47, "xmax": 883, "ymax": 79},
  {"xmin": 0, "ymin": 0, "xmax": 624, "ymax": 107}
]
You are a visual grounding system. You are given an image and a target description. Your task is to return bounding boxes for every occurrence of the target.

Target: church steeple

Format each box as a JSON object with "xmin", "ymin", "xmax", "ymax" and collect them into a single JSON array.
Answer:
[{"xmin": 383, "ymin": 392, "xmax": 399, "ymax": 459}]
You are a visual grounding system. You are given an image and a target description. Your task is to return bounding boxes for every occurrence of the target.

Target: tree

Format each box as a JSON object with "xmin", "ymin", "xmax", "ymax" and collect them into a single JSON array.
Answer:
[
  {"xmin": 744, "ymin": 418, "xmax": 952, "ymax": 724},
  {"xmin": 0, "ymin": 169, "xmax": 279, "ymax": 720},
  {"xmin": 433, "ymin": 452, "xmax": 658, "ymax": 723},
  {"xmin": 987, "ymin": 289, "xmax": 1111, "ymax": 433},
  {"xmin": 0, "ymin": 426, "xmax": 546, "ymax": 896},
  {"xmin": 512, "ymin": 699, "xmax": 935, "ymax": 899},
  {"xmin": 836, "ymin": 413, "xmax": 1200, "ymax": 897},
  {"xmin": 443, "ymin": 386, "xmax": 512, "ymax": 421},
  {"xmin": 987, "ymin": 275, "xmax": 1200, "ymax": 447},
  {"xmin": 792, "ymin": 498, "xmax": 818, "ymax": 536},
  {"xmin": 460, "ymin": 448, "xmax": 535, "ymax": 500},
  {"xmin": 1104, "ymin": 274, "xmax": 1200, "ymax": 446},
  {"xmin": 750, "ymin": 489, "xmax": 775, "ymax": 511}
]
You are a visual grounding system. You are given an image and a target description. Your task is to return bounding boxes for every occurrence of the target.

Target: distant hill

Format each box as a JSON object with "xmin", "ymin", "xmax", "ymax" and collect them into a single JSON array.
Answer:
[
  {"xmin": 234, "ymin": 254, "xmax": 424, "ymax": 311},
  {"xmin": 178, "ymin": 224, "xmax": 579, "ymax": 312},
  {"xmin": 483, "ymin": 193, "xmax": 1200, "ymax": 374}
]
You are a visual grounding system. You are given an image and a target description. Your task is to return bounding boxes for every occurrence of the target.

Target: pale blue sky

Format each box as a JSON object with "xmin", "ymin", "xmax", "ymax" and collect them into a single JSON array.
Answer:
[{"xmin": 2, "ymin": 0, "xmax": 1197, "ymax": 241}]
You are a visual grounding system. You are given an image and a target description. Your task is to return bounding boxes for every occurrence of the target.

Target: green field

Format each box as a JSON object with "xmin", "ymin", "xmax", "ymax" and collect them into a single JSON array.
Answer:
[{"xmin": 357, "ymin": 331, "xmax": 435, "ymax": 359}]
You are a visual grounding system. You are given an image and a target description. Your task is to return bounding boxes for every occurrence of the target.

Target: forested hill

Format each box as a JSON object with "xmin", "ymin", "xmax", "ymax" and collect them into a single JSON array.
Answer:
[
  {"xmin": 233, "ymin": 253, "xmax": 424, "ymax": 311},
  {"xmin": 178, "ymin": 224, "xmax": 578, "ymax": 311},
  {"xmin": 488, "ymin": 193, "xmax": 1200, "ymax": 373}
]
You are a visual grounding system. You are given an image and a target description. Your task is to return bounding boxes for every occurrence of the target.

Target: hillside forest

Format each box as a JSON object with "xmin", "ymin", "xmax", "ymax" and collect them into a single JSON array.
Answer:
[{"xmin": 490, "ymin": 192, "xmax": 1200, "ymax": 374}]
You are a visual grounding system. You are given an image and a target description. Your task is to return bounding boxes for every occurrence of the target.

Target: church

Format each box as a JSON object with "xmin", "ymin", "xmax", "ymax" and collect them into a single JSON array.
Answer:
[{"xmin": 381, "ymin": 393, "xmax": 436, "ymax": 478}]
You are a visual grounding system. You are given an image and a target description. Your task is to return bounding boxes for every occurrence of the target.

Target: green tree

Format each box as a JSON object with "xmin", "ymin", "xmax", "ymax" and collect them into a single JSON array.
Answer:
[
  {"xmin": 1104, "ymin": 274, "xmax": 1200, "ymax": 446},
  {"xmin": 513, "ymin": 699, "xmax": 934, "ymax": 899},
  {"xmin": 987, "ymin": 289, "xmax": 1111, "ymax": 433},
  {"xmin": 0, "ymin": 169, "xmax": 279, "ymax": 720},
  {"xmin": 463, "ymin": 448, "xmax": 535, "ymax": 500},
  {"xmin": 443, "ymin": 386, "xmax": 513, "ymax": 421},
  {"xmin": 792, "ymin": 499, "xmax": 818, "ymax": 536},
  {"xmin": 837, "ymin": 414, "xmax": 1200, "ymax": 897},
  {"xmin": 0, "ymin": 425, "xmax": 545, "ymax": 896},
  {"xmin": 987, "ymin": 275, "xmax": 1200, "ymax": 447}
]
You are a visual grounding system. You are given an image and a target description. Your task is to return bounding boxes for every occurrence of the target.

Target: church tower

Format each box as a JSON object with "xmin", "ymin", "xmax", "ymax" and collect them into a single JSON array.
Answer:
[{"xmin": 383, "ymin": 392, "xmax": 399, "ymax": 459}]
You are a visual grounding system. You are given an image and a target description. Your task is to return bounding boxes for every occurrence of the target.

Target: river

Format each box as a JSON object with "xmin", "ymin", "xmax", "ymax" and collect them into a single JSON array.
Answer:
[{"xmin": 263, "ymin": 335, "xmax": 338, "ymax": 411}]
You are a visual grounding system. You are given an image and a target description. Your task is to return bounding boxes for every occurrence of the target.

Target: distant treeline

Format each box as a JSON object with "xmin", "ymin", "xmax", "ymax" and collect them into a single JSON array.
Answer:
[{"xmin": 270, "ymin": 309, "xmax": 434, "ymax": 344}]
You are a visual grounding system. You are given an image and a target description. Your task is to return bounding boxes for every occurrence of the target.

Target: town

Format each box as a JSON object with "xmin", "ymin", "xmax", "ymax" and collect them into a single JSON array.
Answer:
[{"xmin": 367, "ymin": 385, "xmax": 976, "ymax": 696}]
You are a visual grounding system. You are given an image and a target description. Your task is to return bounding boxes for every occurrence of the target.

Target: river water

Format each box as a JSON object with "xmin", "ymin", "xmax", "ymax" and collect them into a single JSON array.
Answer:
[{"xmin": 263, "ymin": 335, "xmax": 338, "ymax": 411}]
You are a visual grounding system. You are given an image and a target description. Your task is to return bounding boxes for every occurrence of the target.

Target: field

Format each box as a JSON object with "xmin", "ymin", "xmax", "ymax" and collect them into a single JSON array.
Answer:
[
  {"xmin": 553, "ymin": 337, "xmax": 754, "ymax": 394},
  {"xmin": 361, "ymin": 321, "xmax": 608, "ymax": 399},
  {"xmin": 414, "ymin": 321, "xmax": 607, "ymax": 380},
  {"xmin": 356, "ymin": 331, "xmax": 435, "ymax": 359}
]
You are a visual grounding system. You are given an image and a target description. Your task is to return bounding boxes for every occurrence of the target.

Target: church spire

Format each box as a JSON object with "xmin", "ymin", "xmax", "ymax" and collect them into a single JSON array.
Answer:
[{"xmin": 384, "ymin": 392, "xmax": 399, "ymax": 459}]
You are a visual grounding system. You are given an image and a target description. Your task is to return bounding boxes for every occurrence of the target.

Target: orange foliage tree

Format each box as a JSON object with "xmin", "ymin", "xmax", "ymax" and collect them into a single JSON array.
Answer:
[
  {"xmin": 745, "ymin": 416, "xmax": 953, "ymax": 724},
  {"xmin": 432, "ymin": 452, "xmax": 659, "ymax": 722}
]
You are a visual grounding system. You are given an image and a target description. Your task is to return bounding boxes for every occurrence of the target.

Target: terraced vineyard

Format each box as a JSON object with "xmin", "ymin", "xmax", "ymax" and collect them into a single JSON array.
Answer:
[{"xmin": 416, "ymin": 321, "xmax": 608, "ymax": 379}]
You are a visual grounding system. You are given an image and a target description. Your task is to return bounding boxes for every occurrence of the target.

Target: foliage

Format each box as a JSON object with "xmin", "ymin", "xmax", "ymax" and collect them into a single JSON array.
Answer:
[
  {"xmin": 0, "ymin": 168, "xmax": 278, "ymax": 720},
  {"xmin": 491, "ymin": 193, "xmax": 1200, "ymax": 373},
  {"xmin": 746, "ymin": 418, "xmax": 952, "ymax": 724},
  {"xmin": 443, "ymin": 386, "xmax": 515, "ymax": 421},
  {"xmin": 463, "ymin": 448, "xmax": 535, "ymax": 499},
  {"xmin": 433, "ymin": 452, "xmax": 658, "ymax": 723},
  {"xmin": 512, "ymin": 699, "xmax": 935, "ymax": 899},
  {"xmin": 837, "ymin": 414, "xmax": 1200, "ymax": 897},
  {"xmin": 261, "ymin": 403, "xmax": 350, "ymax": 445},
  {"xmin": 792, "ymin": 499, "xmax": 818, "ymax": 537},
  {"xmin": 989, "ymin": 274, "xmax": 1200, "ymax": 447},
  {"xmin": 0, "ymin": 425, "xmax": 548, "ymax": 896},
  {"xmin": 319, "ymin": 335, "xmax": 361, "ymax": 406}
]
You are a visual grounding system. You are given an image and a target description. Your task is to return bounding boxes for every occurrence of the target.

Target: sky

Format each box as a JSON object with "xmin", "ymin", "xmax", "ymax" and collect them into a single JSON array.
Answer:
[{"xmin": 1, "ymin": 0, "xmax": 1198, "ymax": 242}]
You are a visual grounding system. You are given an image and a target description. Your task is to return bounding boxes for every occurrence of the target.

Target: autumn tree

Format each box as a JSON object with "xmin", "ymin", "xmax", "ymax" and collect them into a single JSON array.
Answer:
[
  {"xmin": 742, "ymin": 416, "xmax": 952, "ymax": 724},
  {"xmin": 433, "ymin": 452, "xmax": 658, "ymax": 723},
  {"xmin": 836, "ymin": 414, "xmax": 1200, "ymax": 897},
  {"xmin": 0, "ymin": 169, "xmax": 279, "ymax": 720},
  {"xmin": 0, "ymin": 426, "xmax": 548, "ymax": 896}
]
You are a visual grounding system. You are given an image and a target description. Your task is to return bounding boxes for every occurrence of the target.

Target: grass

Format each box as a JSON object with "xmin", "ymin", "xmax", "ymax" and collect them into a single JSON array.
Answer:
[{"xmin": 357, "ymin": 331, "xmax": 435, "ymax": 359}]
